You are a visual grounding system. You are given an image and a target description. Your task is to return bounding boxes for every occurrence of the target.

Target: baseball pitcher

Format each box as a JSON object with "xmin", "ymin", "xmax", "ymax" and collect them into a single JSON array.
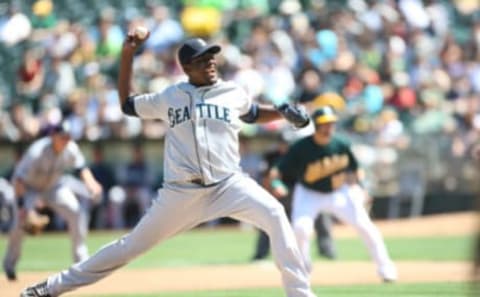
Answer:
[{"xmin": 21, "ymin": 33, "xmax": 317, "ymax": 297}]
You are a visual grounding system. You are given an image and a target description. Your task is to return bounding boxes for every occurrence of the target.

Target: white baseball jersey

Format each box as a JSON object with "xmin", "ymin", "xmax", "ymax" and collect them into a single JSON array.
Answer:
[
  {"xmin": 13, "ymin": 137, "xmax": 86, "ymax": 191},
  {"xmin": 132, "ymin": 79, "xmax": 251, "ymax": 185}
]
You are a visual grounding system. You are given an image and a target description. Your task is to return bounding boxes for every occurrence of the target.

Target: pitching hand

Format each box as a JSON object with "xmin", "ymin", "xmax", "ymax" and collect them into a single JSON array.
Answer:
[{"xmin": 124, "ymin": 26, "xmax": 150, "ymax": 51}]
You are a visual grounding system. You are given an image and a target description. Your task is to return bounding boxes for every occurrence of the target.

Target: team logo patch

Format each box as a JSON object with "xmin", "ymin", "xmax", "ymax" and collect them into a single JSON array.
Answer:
[{"xmin": 304, "ymin": 154, "xmax": 349, "ymax": 183}]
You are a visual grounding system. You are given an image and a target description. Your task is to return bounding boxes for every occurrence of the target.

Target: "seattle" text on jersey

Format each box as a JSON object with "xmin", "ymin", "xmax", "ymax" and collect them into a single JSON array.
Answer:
[{"xmin": 168, "ymin": 103, "xmax": 231, "ymax": 127}]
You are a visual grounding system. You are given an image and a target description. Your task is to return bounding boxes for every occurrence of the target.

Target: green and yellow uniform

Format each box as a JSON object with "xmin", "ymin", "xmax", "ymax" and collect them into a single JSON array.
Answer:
[{"xmin": 277, "ymin": 135, "xmax": 358, "ymax": 193}]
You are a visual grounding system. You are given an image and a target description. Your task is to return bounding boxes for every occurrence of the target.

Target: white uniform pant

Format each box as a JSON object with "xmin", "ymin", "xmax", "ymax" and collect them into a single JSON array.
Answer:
[
  {"xmin": 292, "ymin": 183, "xmax": 397, "ymax": 280},
  {"xmin": 47, "ymin": 173, "xmax": 315, "ymax": 297},
  {"xmin": 3, "ymin": 185, "xmax": 89, "ymax": 272}
]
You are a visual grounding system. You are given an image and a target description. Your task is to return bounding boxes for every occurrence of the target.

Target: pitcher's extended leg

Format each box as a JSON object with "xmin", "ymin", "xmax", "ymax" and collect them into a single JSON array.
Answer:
[{"xmin": 47, "ymin": 188, "xmax": 202, "ymax": 296}]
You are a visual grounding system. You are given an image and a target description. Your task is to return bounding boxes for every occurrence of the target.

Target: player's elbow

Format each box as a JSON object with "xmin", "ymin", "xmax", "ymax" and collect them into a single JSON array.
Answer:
[
  {"xmin": 240, "ymin": 103, "xmax": 259, "ymax": 123},
  {"xmin": 121, "ymin": 96, "xmax": 138, "ymax": 116}
]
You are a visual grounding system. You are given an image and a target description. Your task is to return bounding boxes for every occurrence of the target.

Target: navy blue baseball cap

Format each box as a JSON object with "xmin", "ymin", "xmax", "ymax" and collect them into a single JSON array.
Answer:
[
  {"xmin": 178, "ymin": 38, "xmax": 221, "ymax": 65},
  {"xmin": 45, "ymin": 121, "xmax": 72, "ymax": 136}
]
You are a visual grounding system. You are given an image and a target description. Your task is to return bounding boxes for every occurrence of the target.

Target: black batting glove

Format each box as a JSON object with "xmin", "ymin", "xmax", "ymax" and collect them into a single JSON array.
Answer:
[{"xmin": 275, "ymin": 103, "xmax": 310, "ymax": 128}]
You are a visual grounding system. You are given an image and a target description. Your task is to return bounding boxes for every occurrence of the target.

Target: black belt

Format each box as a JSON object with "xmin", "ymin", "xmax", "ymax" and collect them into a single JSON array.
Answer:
[
  {"xmin": 188, "ymin": 178, "xmax": 223, "ymax": 187},
  {"xmin": 190, "ymin": 178, "xmax": 204, "ymax": 185}
]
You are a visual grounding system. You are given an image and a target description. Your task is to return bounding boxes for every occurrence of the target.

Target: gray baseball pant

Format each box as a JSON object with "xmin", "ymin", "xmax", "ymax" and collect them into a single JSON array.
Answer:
[
  {"xmin": 3, "ymin": 185, "xmax": 89, "ymax": 272},
  {"xmin": 46, "ymin": 173, "xmax": 315, "ymax": 297}
]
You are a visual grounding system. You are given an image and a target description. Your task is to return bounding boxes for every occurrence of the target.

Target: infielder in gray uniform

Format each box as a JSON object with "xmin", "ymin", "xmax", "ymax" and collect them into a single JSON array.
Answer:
[
  {"xmin": 21, "ymin": 33, "xmax": 317, "ymax": 297},
  {"xmin": 3, "ymin": 123, "xmax": 102, "ymax": 282}
]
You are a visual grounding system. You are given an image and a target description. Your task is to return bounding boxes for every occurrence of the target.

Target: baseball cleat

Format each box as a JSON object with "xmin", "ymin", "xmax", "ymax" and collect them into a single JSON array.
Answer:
[
  {"xmin": 379, "ymin": 263, "xmax": 398, "ymax": 283},
  {"xmin": 250, "ymin": 254, "xmax": 268, "ymax": 262},
  {"xmin": 318, "ymin": 245, "xmax": 337, "ymax": 260},
  {"xmin": 382, "ymin": 277, "xmax": 397, "ymax": 283},
  {"xmin": 20, "ymin": 281, "xmax": 51, "ymax": 297},
  {"xmin": 3, "ymin": 265, "xmax": 16, "ymax": 281},
  {"xmin": 381, "ymin": 271, "xmax": 398, "ymax": 283}
]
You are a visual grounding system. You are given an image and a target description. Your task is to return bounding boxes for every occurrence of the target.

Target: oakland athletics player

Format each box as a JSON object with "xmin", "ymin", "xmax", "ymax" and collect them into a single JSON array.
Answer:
[
  {"xmin": 267, "ymin": 106, "xmax": 398, "ymax": 282},
  {"xmin": 3, "ymin": 122, "xmax": 102, "ymax": 282},
  {"xmin": 21, "ymin": 32, "xmax": 317, "ymax": 296}
]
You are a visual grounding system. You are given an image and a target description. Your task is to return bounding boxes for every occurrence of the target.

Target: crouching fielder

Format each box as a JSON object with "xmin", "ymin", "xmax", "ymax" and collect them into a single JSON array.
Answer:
[{"xmin": 3, "ymin": 123, "xmax": 102, "ymax": 282}]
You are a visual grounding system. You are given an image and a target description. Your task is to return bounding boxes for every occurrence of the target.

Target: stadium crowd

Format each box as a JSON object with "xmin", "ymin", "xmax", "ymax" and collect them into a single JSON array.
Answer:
[{"xmin": 0, "ymin": 0, "xmax": 479, "ymax": 226}]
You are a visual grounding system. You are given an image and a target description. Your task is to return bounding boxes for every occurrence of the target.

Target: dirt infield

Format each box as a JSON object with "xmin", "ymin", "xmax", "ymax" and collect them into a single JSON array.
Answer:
[
  {"xmin": 1, "ymin": 212, "xmax": 478, "ymax": 297},
  {"xmin": 334, "ymin": 210, "xmax": 478, "ymax": 238},
  {"xmin": 1, "ymin": 261, "xmax": 473, "ymax": 297}
]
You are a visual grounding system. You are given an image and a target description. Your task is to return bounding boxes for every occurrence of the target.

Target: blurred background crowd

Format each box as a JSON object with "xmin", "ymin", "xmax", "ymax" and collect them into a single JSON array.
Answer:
[{"xmin": 0, "ymin": 0, "xmax": 479, "ymax": 229}]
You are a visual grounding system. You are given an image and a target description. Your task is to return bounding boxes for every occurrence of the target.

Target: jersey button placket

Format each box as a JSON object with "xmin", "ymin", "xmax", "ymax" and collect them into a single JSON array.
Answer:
[
  {"xmin": 202, "ymin": 92, "xmax": 216, "ymax": 184},
  {"xmin": 193, "ymin": 91, "xmax": 209, "ymax": 184}
]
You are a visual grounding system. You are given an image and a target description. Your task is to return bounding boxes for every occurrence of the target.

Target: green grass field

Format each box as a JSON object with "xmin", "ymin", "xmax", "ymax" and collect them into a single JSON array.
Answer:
[
  {"xmin": 87, "ymin": 282, "xmax": 476, "ymax": 297},
  {"xmin": 0, "ymin": 228, "xmax": 475, "ymax": 271},
  {"xmin": 1, "ymin": 228, "xmax": 477, "ymax": 297}
]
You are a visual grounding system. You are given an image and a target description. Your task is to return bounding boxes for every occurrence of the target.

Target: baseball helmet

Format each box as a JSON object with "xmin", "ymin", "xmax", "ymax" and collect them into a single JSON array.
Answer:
[
  {"xmin": 54, "ymin": 121, "xmax": 71, "ymax": 134},
  {"xmin": 311, "ymin": 106, "xmax": 337, "ymax": 125},
  {"xmin": 43, "ymin": 121, "xmax": 72, "ymax": 137}
]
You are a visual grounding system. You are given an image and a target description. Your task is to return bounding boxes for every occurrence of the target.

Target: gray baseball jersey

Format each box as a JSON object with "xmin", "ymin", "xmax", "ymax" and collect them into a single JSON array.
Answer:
[
  {"xmin": 13, "ymin": 137, "xmax": 86, "ymax": 191},
  {"xmin": 132, "ymin": 79, "xmax": 250, "ymax": 185},
  {"xmin": 4, "ymin": 137, "xmax": 91, "ymax": 275}
]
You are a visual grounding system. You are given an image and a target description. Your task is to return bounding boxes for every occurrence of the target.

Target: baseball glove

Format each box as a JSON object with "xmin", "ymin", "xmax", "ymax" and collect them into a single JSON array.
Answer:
[
  {"xmin": 23, "ymin": 210, "xmax": 50, "ymax": 235},
  {"xmin": 276, "ymin": 103, "xmax": 310, "ymax": 128}
]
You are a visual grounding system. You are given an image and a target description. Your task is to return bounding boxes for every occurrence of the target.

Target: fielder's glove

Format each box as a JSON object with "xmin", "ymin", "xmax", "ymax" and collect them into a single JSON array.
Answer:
[
  {"xmin": 22, "ymin": 210, "xmax": 50, "ymax": 235},
  {"xmin": 276, "ymin": 103, "xmax": 310, "ymax": 128}
]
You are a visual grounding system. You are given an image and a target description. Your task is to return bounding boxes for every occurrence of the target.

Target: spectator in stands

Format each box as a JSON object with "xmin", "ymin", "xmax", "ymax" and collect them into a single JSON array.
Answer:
[
  {"xmin": 62, "ymin": 89, "xmax": 89, "ymax": 140},
  {"xmin": 91, "ymin": 7, "xmax": 124, "ymax": 72},
  {"xmin": 10, "ymin": 103, "xmax": 40, "ymax": 141},
  {"xmin": 144, "ymin": 4, "xmax": 184, "ymax": 54},
  {"xmin": 16, "ymin": 49, "xmax": 45, "ymax": 105},
  {"xmin": 31, "ymin": 0, "xmax": 57, "ymax": 30},
  {"xmin": 0, "ymin": 3, "xmax": 31, "ymax": 46}
]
